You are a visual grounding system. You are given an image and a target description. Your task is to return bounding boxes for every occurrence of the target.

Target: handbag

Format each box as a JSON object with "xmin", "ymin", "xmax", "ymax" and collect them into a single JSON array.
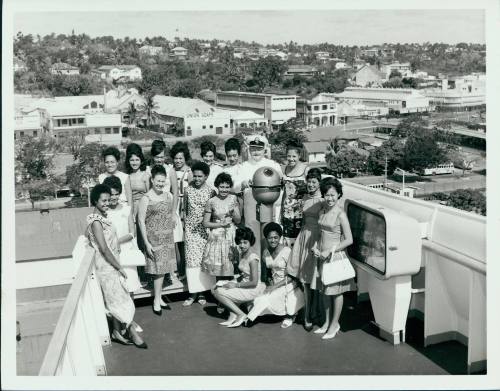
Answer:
[
  {"xmin": 321, "ymin": 245, "xmax": 355, "ymax": 286},
  {"xmin": 119, "ymin": 239, "xmax": 146, "ymax": 267}
]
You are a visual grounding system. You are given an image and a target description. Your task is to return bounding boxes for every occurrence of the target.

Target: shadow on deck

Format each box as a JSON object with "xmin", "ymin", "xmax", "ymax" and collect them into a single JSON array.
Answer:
[{"xmin": 103, "ymin": 292, "xmax": 469, "ymax": 376}]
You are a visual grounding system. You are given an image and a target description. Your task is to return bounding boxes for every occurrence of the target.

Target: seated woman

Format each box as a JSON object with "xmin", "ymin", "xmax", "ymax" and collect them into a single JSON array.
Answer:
[
  {"xmin": 247, "ymin": 222, "xmax": 304, "ymax": 328},
  {"xmin": 86, "ymin": 184, "xmax": 146, "ymax": 349},
  {"xmin": 211, "ymin": 226, "xmax": 265, "ymax": 328}
]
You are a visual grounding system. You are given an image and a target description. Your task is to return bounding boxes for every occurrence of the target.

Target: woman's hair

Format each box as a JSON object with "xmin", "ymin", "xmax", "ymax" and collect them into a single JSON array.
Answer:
[
  {"xmin": 90, "ymin": 184, "xmax": 111, "ymax": 206},
  {"xmin": 235, "ymin": 226, "xmax": 256, "ymax": 246},
  {"xmin": 200, "ymin": 140, "xmax": 217, "ymax": 157},
  {"xmin": 224, "ymin": 138, "xmax": 241, "ymax": 155},
  {"xmin": 191, "ymin": 161, "xmax": 210, "ymax": 177},
  {"xmin": 306, "ymin": 167, "xmax": 322, "ymax": 182},
  {"xmin": 151, "ymin": 164, "xmax": 167, "ymax": 178},
  {"xmin": 102, "ymin": 146, "xmax": 120, "ymax": 162},
  {"xmin": 102, "ymin": 175, "xmax": 122, "ymax": 194},
  {"xmin": 170, "ymin": 141, "xmax": 191, "ymax": 162},
  {"xmin": 320, "ymin": 177, "xmax": 343, "ymax": 198},
  {"xmin": 263, "ymin": 222, "xmax": 283, "ymax": 238},
  {"xmin": 286, "ymin": 140, "xmax": 303, "ymax": 155},
  {"xmin": 125, "ymin": 143, "xmax": 147, "ymax": 173},
  {"xmin": 150, "ymin": 139, "xmax": 167, "ymax": 157},
  {"xmin": 214, "ymin": 172, "xmax": 233, "ymax": 188}
]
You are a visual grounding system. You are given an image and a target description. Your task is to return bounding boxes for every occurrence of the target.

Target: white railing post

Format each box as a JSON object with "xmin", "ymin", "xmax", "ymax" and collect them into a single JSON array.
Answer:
[
  {"xmin": 66, "ymin": 302, "xmax": 95, "ymax": 375},
  {"xmin": 88, "ymin": 265, "xmax": 111, "ymax": 346},
  {"xmin": 81, "ymin": 278, "xmax": 107, "ymax": 375}
]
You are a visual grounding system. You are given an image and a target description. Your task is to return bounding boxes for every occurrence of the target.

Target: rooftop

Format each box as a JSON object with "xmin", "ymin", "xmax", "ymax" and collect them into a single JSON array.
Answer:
[
  {"xmin": 23, "ymin": 95, "xmax": 105, "ymax": 116},
  {"xmin": 98, "ymin": 65, "xmax": 140, "ymax": 71},
  {"xmin": 335, "ymin": 87, "xmax": 425, "ymax": 101},
  {"xmin": 153, "ymin": 95, "xmax": 215, "ymax": 117},
  {"xmin": 218, "ymin": 91, "xmax": 297, "ymax": 98},
  {"xmin": 85, "ymin": 113, "xmax": 122, "ymax": 127}
]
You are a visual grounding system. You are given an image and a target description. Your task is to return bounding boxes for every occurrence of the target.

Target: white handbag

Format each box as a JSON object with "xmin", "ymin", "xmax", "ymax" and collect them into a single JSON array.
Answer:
[
  {"xmin": 320, "ymin": 245, "xmax": 355, "ymax": 286},
  {"xmin": 119, "ymin": 240, "xmax": 146, "ymax": 267}
]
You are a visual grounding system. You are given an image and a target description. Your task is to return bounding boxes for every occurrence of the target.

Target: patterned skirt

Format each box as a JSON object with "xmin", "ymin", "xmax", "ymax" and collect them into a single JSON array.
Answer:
[{"xmin": 201, "ymin": 227, "xmax": 238, "ymax": 277}]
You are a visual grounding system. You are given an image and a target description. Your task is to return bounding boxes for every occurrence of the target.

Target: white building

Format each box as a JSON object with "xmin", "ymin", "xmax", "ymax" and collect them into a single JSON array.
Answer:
[
  {"xmin": 172, "ymin": 47, "xmax": 188, "ymax": 59},
  {"xmin": 96, "ymin": 65, "xmax": 142, "ymax": 81},
  {"xmin": 297, "ymin": 94, "xmax": 359, "ymax": 127},
  {"xmin": 14, "ymin": 109, "xmax": 47, "ymax": 139},
  {"xmin": 335, "ymin": 62, "xmax": 349, "ymax": 70},
  {"xmin": 215, "ymin": 91, "xmax": 296, "ymax": 126},
  {"xmin": 153, "ymin": 95, "xmax": 232, "ymax": 137},
  {"xmin": 303, "ymin": 141, "xmax": 330, "ymax": 163},
  {"xmin": 333, "ymin": 87, "xmax": 432, "ymax": 115},
  {"xmin": 381, "ymin": 62, "xmax": 412, "ymax": 78},
  {"xmin": 423, "ymin": 74, "xmax": 486, "ymax": 111},
  {"xmin": 50, "ymin": 62, "xmax": 80, "ymax": 76},
  {"xmin": 14, "ymin": 58, "xmax": 28, "ymax": 73},
  {"xmin": 315, "ymin": 51, "xmax": 330, "ymax": 61},
  {"xmin": 18, "ymin": 95, "xmax": 123, "ymax": 142},
  {"xmin": 139, "ymin": 45, "xmax": 163, "ymax": 56}
]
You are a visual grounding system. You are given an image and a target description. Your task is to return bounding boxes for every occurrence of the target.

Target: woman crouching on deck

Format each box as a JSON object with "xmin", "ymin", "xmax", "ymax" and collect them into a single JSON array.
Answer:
[{"xmin": 211, "ymin": 226, "xmax": 265, "ymax": 328}]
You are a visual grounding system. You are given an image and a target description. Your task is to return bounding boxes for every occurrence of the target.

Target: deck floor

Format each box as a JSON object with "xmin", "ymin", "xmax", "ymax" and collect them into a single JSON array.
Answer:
[{"xmin": 103, "ymin": 292, "xmax": 468, "ymax": 376}]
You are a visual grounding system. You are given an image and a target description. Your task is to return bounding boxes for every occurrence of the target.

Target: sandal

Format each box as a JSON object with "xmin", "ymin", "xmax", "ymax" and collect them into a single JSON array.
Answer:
[
  {"xmin": 183, "ymin": 297, "xmax": 195, "ymax": 307},
  {"xmin": 197, "ymin": 296, "xmax": 207, "ymax": 305}
]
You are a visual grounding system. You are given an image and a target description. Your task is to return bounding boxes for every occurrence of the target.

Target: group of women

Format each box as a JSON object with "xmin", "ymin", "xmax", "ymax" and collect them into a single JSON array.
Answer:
[{"xmin": 86, "ymin": 135, "xmax": 356, "ymax": 349}]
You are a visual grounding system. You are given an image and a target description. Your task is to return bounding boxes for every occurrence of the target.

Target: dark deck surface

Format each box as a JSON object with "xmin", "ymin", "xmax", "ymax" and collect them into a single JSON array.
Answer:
[{"xmin": 104, "ymin": 292, "xmax": 468, "ymax": 376}]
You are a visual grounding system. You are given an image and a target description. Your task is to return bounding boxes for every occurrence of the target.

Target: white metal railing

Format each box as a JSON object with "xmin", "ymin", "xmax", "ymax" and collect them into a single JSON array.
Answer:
[{"xmin": 39, "ymin": 244, "xmax": 110, "ymax": 376}]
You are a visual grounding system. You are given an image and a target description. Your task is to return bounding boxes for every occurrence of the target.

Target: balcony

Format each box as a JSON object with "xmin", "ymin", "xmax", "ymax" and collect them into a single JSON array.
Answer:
[{"xmin": 33, "ymin": 181, "xmax": 486, "ymax": 377}]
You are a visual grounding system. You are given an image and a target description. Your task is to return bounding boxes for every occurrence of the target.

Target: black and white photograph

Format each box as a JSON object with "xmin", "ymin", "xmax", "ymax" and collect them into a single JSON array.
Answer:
[{"xmin": 2, "ymin": 0, "xmax": 499, "ymax": 389}]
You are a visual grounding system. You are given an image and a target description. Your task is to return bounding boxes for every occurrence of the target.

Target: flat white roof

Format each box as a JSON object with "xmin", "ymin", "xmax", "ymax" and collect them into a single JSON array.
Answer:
[{"xmin": 85, "ymin": 113, "xmax": 122, "ymax": 127}]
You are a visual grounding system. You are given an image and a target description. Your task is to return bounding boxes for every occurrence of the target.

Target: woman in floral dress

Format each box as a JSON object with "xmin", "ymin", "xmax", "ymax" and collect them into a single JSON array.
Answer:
[
  {"xmin": 86, "ymin": 184, "xmax": 146, "ymax": 348},
  {"xmin": 137, "ymin": 165, "xmax": 176, "ymax": 316},
  {"xmin": 183, "ymin": 161, "xmax": 216, "ymax": 306},
  {"xmin": 280, "ymin": 142, "xmax": 308, "ymax": 247},
  {"xmin": 202, "ymin": 172, "xmax": 241, "ymax": 278}
]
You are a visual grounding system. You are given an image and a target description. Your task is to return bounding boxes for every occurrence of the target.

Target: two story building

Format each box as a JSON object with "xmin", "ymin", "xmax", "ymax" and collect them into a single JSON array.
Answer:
[
  {"xmin": 50, "ymin": 62, "xmax": 80, "ymax": 76},
  {"xmin": 284, "ymin": 65, "xmax": 319, "ymax": 79},
  {"xmin": 139, "ymin": 45, "xmax": 163, "ymax": 57},
  {"xmin": 333, "ymin": 87, "xmax": 432, "ymax": 115},
  {"xmin": 171, "ymin": 47, "xmax": 188, "ymax": 60},
  {"xmin": 215, "ymin": 91, "xmax": 296, "ymax": 126},
  {"xmin": 96, "ymin": 65, "xmax": 142, "ymax": 81}
]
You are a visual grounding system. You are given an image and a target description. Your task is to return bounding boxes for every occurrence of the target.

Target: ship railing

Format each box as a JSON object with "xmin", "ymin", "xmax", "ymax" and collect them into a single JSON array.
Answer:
[{"xmin": 39, "ymin": 239, "xmax": 110, "ymax": 376}]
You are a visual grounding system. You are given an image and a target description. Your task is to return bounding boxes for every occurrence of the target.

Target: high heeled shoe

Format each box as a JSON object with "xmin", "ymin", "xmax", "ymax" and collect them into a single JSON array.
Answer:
[
  {"xmin": 322, "ymin": 324, "xmax": 341, "ymax": 340},
  {"xmin": 133, "ymin": 340, "xmax": 148, "ymax": 349},
  {"xmin": 152, "ymin": 304, "xmax": 162, "ymax": 316},
  {"xmin": 160, "ymin": 303, "xmax": 171, "ymax": 310},
  {"xmin": 303, "ymin": 322, "xmax": 314, "ymax": 332},
  {"xmin": 111, "ymin": 331, "xmax": 133, "ymax": 345},
  {"xmin": 314, "ymin": 325, "xmax": 329, "ymax": 334},
  {"xmin": 227, "ymin": 315, "xmax": 248, "ymax": 328},
  {"xmin": 219, "ymin": 317, "xmax": 237, "ymax": 326}
]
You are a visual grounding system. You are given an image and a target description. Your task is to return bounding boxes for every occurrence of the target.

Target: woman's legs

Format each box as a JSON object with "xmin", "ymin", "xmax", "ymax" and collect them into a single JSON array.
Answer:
[
  {"xmin": 212, "ymin": 288, "xmax": 246, "ymax": 317},
  {"xmin": 152, "ymin": 275, "xmax": 164, "ymax": 310},
  {"xmin": 303, "ymin": 283, "xmax": 313, "ymax": 326},
  {"xmin": 324, "ymin": 294, "xmax": 343, "ymax": 337},
  {"xmin": 315, "ymin": 294, "xmax": 331, "ymax": 333}
]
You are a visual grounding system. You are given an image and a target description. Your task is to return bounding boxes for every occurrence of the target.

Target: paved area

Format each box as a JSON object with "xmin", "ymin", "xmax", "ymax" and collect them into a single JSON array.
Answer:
[{"xmin": 104, "ymin": 293, "xmax": 466, "ymax": 376}]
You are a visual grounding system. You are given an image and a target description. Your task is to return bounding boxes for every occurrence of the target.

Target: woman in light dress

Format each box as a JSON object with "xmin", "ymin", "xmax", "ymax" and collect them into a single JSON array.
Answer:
[
  {"xmin": 212, "ymin": 226, "xmax": 266, "ymax": 328},
  {"xmin": 200, "ymin": 140, "xmax": 223, "ymax": 190},
  {"xmin": 137, "ymin": 165, "xmax": 177, "ymax": 316},
  {"xmin": 247, "ymin": 222, "xmax": 304, "ymax": 328},
  {"xmin": 147, "ymin": 139, "xmax": 178, "ymax": 198},
  {"xmin": 98, "ymin": 146, "xmax": 132, "ymax": 208},
  {"xmin": 311, "ymin": 177, "xmax": 355, "ymax": 340},
  {"xmin": 125, "ymin": 143, "xmax": 150, "ymax": 216},
  {"xmin": 183, "ymin": 161, "xmax": 216, "ymax": 306},
  {"xmin": 280, "ymin": 142, "xmax": 308, "ymax": 247},
  {"xmin": 86, "ymin": 184, "xmax": 146, "ymax": 349},
  {"xmin": 287, "ymin": 168, "xmax": 324, "ymax": 331}
]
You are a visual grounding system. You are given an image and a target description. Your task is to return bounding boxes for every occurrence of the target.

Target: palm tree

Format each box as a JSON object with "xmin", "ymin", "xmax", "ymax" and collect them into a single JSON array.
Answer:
[
  {"xmin": 127, "ymin": 101, "xmax": 138, "ymax": 125},
  {"xmin": 138, "ymin": 93, "xmax": 159, "ymax": 128}
]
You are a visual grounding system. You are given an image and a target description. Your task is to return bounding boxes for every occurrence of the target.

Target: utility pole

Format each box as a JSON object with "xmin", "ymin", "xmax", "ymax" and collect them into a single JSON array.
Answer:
[{"xmin": 383, "ymin": 154, "xmax": 388, "ymax": 190}]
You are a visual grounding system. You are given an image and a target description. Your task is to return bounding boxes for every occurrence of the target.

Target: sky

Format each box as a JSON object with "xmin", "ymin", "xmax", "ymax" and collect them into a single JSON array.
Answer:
[{"xmin": 13, "ymin": 9, "xmax": 485, "ymax": 45}]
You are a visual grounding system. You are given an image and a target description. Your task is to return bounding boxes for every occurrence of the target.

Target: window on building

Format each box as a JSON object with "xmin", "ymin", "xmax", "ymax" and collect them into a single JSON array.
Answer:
[
  {"xmin": 186, "ymin": 129, "xmax": 192, "ymax": 136},
  {"xmin": 95, "ymin": 129, "xmax": 101, "ymax": 134},
  {"xmin": 105, "ymin": 128, "xmax": 111, "ymax": 134},
  {"xmin": 202, "ymin": 125, "xmax": 206, "ymax": 129},
  {"xmin": 224, "ymin": 124, "xmax": 228, "ymax": 128},
  {"xmin": 33, "ymin": 131, "xmax": 38, "ymax": 137},
  {"xmin": 72, "ymin": 118, "xmax": 77, "ymax": 125},
  {"xmin": 90, "ymin": 101, "xmax": 98, "ymax": 109},
  {"xmin": 313, "ymin": 106, "xmax": 319, "ymax": 111},
  {"xmin": 216, "ymin": 127, "xmax": 223, "ymax": 134},
  {"xmin": 209, "ymin": 125, "xmax": 213, "ymax": 129},
  {"xmin": 322, "ymin": 105, "xmax": 327, "ymax": 110},
  {"xmin": 241, "ymin": 123, "xmax": 247, "ymax": 128},
  {"xmin": 20, "ymin": 131, "xmax": 24, "ymax": 137},
  {"xmin": 113, "ymin": 128, "xmax": 119, "ymax": 134},
  {"xmin": 78, "ymin": 118, "xmax": 84, "ymax": 124},
  {"xmin": 187, "ymin": 126, "xmax": 191, "ymax": 130},
  {"xmin": 62, "ymin": 119, "xmax": 68, "ymax": 125}
]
